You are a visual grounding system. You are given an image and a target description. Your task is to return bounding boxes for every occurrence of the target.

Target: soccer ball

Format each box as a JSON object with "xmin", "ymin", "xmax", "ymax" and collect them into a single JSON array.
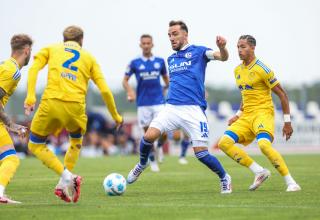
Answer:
[{"xmin": 103, "ymin": 173, "xmax": 127, "ymax": 196}]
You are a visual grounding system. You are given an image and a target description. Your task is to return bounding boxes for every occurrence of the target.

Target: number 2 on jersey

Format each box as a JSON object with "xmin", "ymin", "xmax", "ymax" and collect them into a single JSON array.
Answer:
[{"xmin": 62, "ymin": 48, "xmax": 80, "ymax": 71}]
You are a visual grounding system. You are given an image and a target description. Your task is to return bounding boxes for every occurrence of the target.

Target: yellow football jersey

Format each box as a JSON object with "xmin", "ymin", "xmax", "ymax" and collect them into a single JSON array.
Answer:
[
  {"xmin": 25, "ymin": 41, "xmax": 122, "ymax": 122},
  {"xmin": 0, "ymin": 58, "xmax": 21, "ymax": 106},
  {"xmin": 234, "ymin": 58, "xmax": 279, "ymax": 113}
]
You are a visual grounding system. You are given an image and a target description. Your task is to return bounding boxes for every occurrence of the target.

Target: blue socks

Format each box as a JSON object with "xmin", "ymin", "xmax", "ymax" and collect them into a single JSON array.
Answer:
[
  {"xmin": 195, "ymin": 150, "xmax": 226, "ymax": 179},
  {"xmin": 149, "ymin": 151, "xmax": 155, "ymax": 162},
  {"xmin": 180, "ymin": 139, "xmax": 189, "ymax": 158},
  {"xmin": 140, "ymin": 137, "xmax": 153, "ymax": 166}
]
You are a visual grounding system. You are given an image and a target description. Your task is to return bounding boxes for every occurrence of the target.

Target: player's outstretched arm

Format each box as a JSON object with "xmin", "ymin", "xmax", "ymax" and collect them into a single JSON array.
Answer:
[
  {"xmin": 91, "ymin": 60, "xmax": 123, "ymax": 123},
  {"xmin": 24, "ymin": 48, "xmax": 49, "ymax": 115},
  {"xmin": 95, "ymin": 78, "xmax": 123, "ymax": 124},
  {"xmin": 213, "ymin": 36, "xmax": 229, "ymax": 61},
  {"xmin": 272, "ymin": 83, "xmax": 293, "ymax": 141},
  {"xmin": 122, "ymin": 75, "xmax": 136, "ymax": 102}
]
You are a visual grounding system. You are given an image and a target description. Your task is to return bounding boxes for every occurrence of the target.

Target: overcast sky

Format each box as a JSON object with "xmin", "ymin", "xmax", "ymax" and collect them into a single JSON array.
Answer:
[{"xmin": 1, "ymin": 0, "xmax": 319, "ymax": 92}]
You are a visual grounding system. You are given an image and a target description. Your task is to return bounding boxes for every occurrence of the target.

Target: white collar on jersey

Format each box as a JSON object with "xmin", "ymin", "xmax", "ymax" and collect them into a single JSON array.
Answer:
[
  {"xmin": 180, "ymin": 43, "xmax": 191, "ymax": 51},
  {"xmin": 141, "ymin": 55, "xmax": 155, "ymax": 62}
]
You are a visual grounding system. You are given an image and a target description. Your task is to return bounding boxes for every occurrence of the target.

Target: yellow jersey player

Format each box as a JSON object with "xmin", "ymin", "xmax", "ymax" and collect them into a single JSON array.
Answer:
[
  {"xmin": 0, "ymin": 34, "xmax": 33, "ymax": 204},
  {"xmin": 218, "ymin": 35, "xmax": 301, "ymax": 192},
  {"xmin": 24, "ymin": 26, "xmax": 123, "ymax": 203}
]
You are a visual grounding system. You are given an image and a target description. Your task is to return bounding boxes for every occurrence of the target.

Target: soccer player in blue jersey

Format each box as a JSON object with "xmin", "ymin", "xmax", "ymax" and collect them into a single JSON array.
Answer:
[
  {"xmin": 123, "ymin": 34, "xmax": 169, "ymax": 172},
  {"xmin": 127, "ymin": 20, "xmax": 232, "ymax": 193}
]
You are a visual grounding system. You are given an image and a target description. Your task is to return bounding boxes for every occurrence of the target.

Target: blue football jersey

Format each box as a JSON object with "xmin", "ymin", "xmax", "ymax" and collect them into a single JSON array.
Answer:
[
  {"xmin": 125, "ymin": 56, "xmax": 167, "ymax": 106},
  {"xmin": 166, "ymin": 45, "xmax": 212, "ymax": 110}
]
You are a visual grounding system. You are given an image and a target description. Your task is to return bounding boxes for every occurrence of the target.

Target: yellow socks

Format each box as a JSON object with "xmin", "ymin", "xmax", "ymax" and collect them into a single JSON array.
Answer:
[
  {"xmin": 218, "ymin": 135, "xmax": 254, "ymax": 167},
  {"xmin": 0, "ymin": 152, "xmax": 20, "ymax": 188},
  {"xmin": 257, "ymin": 139, "xmax": 289, "ymax": 176},
  {"xmin": 64, "ymin": 136, "xmax": 83, "ymax": 171},
  {"xmin": 28, "ymin": 142, "xmax": 64, "ymax": 175}
]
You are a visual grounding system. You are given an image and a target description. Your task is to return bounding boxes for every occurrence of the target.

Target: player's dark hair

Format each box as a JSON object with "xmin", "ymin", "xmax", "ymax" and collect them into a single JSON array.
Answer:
[
  {"xmin": 169, "ymin": 20, "xmax": 188, "ymax": 33},
  {"xmin": 140, "ymin": 34, "xmax": 153, "ymax": 40},
  {"xmin": 10, "ymin": 34, "xmax": 33, "ymax": 52},
  {"xmin": 239, "ymin": 35, "xmax": 256, "ymax": 46},
  {"xmin": 63, "ymin": 26, "xmax": 84, "ymax": 44}
]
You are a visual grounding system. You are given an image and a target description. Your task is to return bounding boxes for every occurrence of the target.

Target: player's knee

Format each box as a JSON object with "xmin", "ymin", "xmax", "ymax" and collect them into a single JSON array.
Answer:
[
  {"xmin": 194, "ymin": 149, "xmax": 209, "ymax": 161},
  {"xmin": 258, "ymin": 139, "xmax": 272, "ymax": 155},
  {"xmin": 218, "ymin": 136, "xmax": 234, "ymax": 152},
  {"xmin": 28, "ymin": 133, "xmax": 46, "ymax": 154},
  {"xmin": 257, "ymin": 133, "xmax": 273, "ymax": 155},
  {"xmin": 5, "ymin": 155, "xmax": 20, "ymax": 168},
  {"xmin": 28, "ymin": 141, "xmax": 36, "ymax": 153},
  {"xmin": 11, "ymin": 155, "xmax": 20, "ymax": 167},
  {"xmin": 144, "ymin": 127, "xmax": 161, "ymax": 143}
]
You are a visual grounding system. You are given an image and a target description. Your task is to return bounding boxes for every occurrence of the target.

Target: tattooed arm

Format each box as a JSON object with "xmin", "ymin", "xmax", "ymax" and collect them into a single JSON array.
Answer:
[{"xmin": 0, "ymin": 87, "xmax": 27, "ymax": 137}]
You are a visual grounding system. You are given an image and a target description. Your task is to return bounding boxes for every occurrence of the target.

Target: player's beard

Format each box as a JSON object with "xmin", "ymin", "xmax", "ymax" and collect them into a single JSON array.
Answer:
[
  {"xmin": 172, "ymin": 42, "xmax": 181, "ymax": 51},
  {"xmin": 24, "ymin": 53, "xmax": 31, "ymax": 66}
]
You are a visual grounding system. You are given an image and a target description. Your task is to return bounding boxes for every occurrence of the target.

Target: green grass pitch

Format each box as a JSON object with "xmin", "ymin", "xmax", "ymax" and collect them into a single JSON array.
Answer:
[{"xmin": 1, "ymin": 154, "xmax": 320, "ymax": 220}]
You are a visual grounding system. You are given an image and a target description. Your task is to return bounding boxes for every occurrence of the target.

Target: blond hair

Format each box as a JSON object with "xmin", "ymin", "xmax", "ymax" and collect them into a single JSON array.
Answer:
[{"xmin": 63, "ymin": 26, "xmax": 84, "ymax": 43}]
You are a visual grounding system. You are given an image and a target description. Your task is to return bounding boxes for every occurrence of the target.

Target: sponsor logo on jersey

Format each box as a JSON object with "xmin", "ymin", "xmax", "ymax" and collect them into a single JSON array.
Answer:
[
  {"xmin": 169, "ymin": 61, "xmax": 191, "ymax": 73},
  {"xmin": 238, "ymin": 84, "xmax": 253, "ymax": 91},
  {"xmin": 140, "ymin": 71, "xmax": 160, "ymax": 80},
  {"xmin": 61, "ymin": 72, "xmax": 77, "ymax": 81}
]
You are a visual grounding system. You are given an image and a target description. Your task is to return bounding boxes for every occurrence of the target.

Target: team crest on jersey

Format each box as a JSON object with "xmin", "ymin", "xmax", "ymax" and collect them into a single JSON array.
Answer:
[
  {"xmin": 248, "ymin": 72, "xmax": 255, "ymax": 81},
  {"xmin": 154, "ymin": 62, "xmax": 160, "ymax": 69},
  {"xmin": 185, "ymin": 52, "xmax": 192, "ymax": 58},
  {"xmin": 236, "ymin": 75, "xmax": 240, "ymax": 79},
  {"xmin": 139, "ymin": 64, "xmax": 146, "ymax": 70}
]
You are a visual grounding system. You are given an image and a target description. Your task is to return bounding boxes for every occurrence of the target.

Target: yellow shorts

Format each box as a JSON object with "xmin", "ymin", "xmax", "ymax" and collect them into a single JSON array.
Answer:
[
  {"xmin": 226, "ymin": 111, "xmax": 275, "ymax": 146},
  {"xmin": 0, "ymin": 123, "xmax": 13, "ymax": 147},
  {"xmin": 30, "ymin": 99, "xmax": 87, "ymax": 137}
]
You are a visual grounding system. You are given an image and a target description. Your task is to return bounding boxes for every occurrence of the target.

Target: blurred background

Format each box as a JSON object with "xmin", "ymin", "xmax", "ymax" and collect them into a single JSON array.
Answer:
[{"xmin": 1, "ymin": 0, "xmax": 320, "ymax": 158}]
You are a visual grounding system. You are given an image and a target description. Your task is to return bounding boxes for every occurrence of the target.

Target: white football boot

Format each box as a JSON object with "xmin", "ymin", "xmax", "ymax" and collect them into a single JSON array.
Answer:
[
  {"xmin": 0, "ymin": 195, "xmax": 21, "ymax": 204},
  {"xmin": 150, "ymin": 161, "xmax": 160, "ymax": 172},
  {"xmin": 127, "ymin": 163, "xmax": 146, "ymax": 184},
  {"xmin": 220, "ymin": 174, "xmax": 232, "ymax": 194},
  {"xmin": 178, "ymin": 157, "xmax": 188, "ymax": 165},
  {"xmin": 286, "ymin": 183, "xmax": 301, "ymax": 192},
  {"xmin": 249, "ymin": 168, "xmax": 271, "ymax": 191}
]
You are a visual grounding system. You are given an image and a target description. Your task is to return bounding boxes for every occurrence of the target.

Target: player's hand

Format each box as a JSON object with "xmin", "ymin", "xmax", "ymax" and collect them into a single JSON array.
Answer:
[
  {"xmin": 228, "ymin": 115, "xmax": 239, "ymax": 126},
  {"xmin": 127, "ymin": 90, "xmax": 136, "ymax": 102},
  {"xmin": 216, "ymin": 36, "xmax": 227, "ymax": 49},
  {"xmin": 115, "ymin": 119, "xmax": 124, "ymax": 131},
  {"xmin": 7, "ymin": 123, "xmax": 28, "ymax": 138},
  {"xmin": 283, "ymin": 122, "xmax": 293, "ymax": 141},
  {"xmin": 24, "ymin": 103, "xmax": 35, "ymax": 116}
]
